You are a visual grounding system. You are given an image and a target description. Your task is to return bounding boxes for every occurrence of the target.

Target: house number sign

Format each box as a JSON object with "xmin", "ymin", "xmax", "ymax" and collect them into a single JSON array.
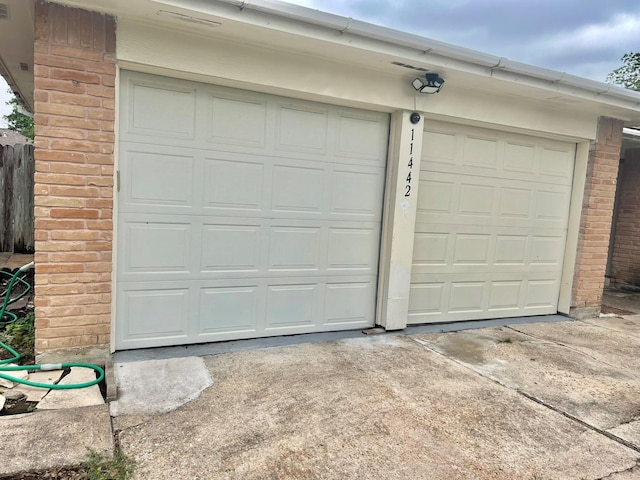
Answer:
[{"xmin": 405, "ymin": 127, "xmax": 414, "ymax": 197}]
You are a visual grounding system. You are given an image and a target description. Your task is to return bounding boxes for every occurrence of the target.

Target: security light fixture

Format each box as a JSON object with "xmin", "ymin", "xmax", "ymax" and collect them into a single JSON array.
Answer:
[{"xmin": 412, "ymin": 73, "xmax": 445, "ymax": 94}]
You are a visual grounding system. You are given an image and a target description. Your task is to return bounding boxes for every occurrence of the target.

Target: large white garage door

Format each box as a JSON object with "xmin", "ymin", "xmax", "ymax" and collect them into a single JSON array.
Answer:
[
  {"xmin": 116, "ymin": 71, "xmax": 389, "ymax": 349},
  {"xmin": 409, "ymin": 122, "xmax": 575, "ymax": 324}
]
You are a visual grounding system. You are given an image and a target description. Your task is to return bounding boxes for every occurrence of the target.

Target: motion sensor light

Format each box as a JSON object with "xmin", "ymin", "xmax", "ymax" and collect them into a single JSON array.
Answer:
[{"xmin": 412, "ymin": 73, "xmax": 445, "ymax": 94}]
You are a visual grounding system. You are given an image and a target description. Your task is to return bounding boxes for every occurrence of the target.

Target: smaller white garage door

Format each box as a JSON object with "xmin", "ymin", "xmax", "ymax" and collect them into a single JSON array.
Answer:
[
  {"xmin": 409, "ymin": 122, "xmax": 576, "ymax": 324},
  {"xmin": 116, "ymin": 71, "xmax": 389, "ymax": 349}
]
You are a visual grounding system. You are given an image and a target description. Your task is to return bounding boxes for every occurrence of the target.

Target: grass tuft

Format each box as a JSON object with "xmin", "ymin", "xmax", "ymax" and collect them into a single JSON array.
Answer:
[{"xmin": 82, "ymin": 447, "xmax": 136, "ymax": 480}]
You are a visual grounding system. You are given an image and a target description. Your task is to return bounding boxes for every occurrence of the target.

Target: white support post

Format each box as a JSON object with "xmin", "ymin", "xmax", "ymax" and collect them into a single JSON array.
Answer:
[{"xmin": 376, "ymin": 111, "xmax": 424, "ymax": 330}]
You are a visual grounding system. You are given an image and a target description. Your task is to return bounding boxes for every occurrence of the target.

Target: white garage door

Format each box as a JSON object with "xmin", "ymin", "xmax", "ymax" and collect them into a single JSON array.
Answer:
[
  {"xmin": 409, "ymin": 122, "xmax": 575, "ymax": 324},
  {"xmin": 116, "ymin": 71, "xmax": 389, "ymax": 349}
]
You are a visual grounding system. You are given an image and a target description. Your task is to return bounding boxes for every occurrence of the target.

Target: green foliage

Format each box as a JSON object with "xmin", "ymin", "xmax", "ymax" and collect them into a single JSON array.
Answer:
[
  {"xmin": 0, "ymin": 312, "xmax": 35, "ymax": 357},
  {"xmin": 3, "ymin": 91, "xmax": 34, "ymax": 140},
  {"xmin": 607, "ymin": 52, "xmax": 640, "ymax": 91},
  {"xmin": 82, "ymin": 448, "xmax": 136, "ymax": 480}
]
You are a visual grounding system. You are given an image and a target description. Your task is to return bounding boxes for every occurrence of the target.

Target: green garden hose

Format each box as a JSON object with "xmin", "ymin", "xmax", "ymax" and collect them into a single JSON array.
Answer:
[{"xmin": 0, "ymin": 262, "xmax": 104, "ymax": 390}]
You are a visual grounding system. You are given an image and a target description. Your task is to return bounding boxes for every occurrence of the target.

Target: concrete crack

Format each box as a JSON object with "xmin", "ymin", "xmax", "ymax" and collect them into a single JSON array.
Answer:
[
  {"xmin": 596, "ymin": 459, "xmax": 640, "ymax": 480},
  {"xmin": 516, "ymin": 390, "xmax": 640, "ymax": 453},
  {"xmin": 411, "ymin": 336, "xmax": 640, "ymax": 455},
  {"xmin": 505, "ymin": 325, "xmax": 635, "ymax": 377}
]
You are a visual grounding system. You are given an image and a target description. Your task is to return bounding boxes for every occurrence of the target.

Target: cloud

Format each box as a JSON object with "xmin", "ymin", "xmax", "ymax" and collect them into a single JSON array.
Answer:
[
  {"xmin": 535, "ymin": 13, "xmax": 640, "ymax": 54},
  {"xmin": 286, "ymin": 0, "xmax": 640, "ymax": 81}
]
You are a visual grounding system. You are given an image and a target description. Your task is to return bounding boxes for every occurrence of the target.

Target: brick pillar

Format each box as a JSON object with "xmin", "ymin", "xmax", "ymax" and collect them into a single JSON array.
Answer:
[
  {"xmin": 570, "ymin": 117, "xmax": 623, "ymax": 319},
  {"xmin": 609, "ymin": 148, "xmax": 640, "ymax": 285},
  {"xmin": 33, "ymin": 1, "xmax": 116, "ymax": 353}
]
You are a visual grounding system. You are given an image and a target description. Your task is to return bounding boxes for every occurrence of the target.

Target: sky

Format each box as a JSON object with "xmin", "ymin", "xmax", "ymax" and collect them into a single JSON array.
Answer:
[
  {"xmin": 2, "ymin": 0, "xmax": 639, "ymax": 127},
  {"xmin": 286, "ymin": 0, "xmax": 640, "ymax": 82},
  {"xmin": 0, "ymin": 76, "xmax": 12, "ymax": 128}
]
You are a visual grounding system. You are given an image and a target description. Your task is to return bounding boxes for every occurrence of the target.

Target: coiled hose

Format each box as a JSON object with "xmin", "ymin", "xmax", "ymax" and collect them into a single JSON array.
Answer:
[{"xmin": 0, "ymin": 262, "xmax": 104, "ymax": 389}]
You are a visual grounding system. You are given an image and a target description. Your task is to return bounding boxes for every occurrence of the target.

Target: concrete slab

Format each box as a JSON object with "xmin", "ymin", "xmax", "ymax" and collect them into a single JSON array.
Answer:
[
  {"xmin": 12, "ymin": 369, "xmax": 64, "ymax": 402},
  {"xmin": 110, "ymin": 356, "xmax": 212, "ymax": 416},
  {"xmin": 512, "ymin": 320, "xmax": 640, "ymax": 374},
  {"xmin": 0, "ymin": 404, "xmax": 113, "ymax": 476},
  {"xmin": 37, "ymin": 367, "xmax": 104, "ymax": 410},
  {"xmin": 583, "ymin": 314, "xmax": 640, "ymax": 338},
  {"xmin": 415, "ymin": 324, "xmax": 640, "ymax": 447},
  {"xmin": 0, "ymin": 364, "xmax": 28, "ymax": 388},
  {"xmin": 0, "ymin": 253, "xmax": 34, "ymax": 270},
  {"xmin": 607, "ymin": 465, "xmax": 640, "ymax": 479},
  {"xmin": 118, "ymin": 336, "xmax": 638, "ymax": 480},
  {"xmin": 609, "ymin": 420, "xmax": 640, "ymax": 447},
  {"xmin": 603, "ymin": 289, "xmax": 640, "ymax": 314}
]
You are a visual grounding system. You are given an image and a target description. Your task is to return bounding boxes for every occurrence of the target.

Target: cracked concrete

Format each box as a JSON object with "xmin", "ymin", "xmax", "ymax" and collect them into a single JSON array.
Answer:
[
  {"xmin": 114, "ymin": 321, "xmax": 640, "ymax": 480},
  {"xmin": 5, "ymin": 315, "xmax": 640, "ymax": 479}
]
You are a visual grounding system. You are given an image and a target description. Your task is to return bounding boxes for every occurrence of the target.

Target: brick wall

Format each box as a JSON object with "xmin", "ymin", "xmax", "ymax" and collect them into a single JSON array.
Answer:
[
  {"xmin": 33, "ymin": 1, "xmax": 116, "ymax": 352},
  {"xmin": 609, "ymin": 148, "xmax": 640, "ymax": 286},
  {"xmin": 571, "ymin": 117, "xmax": 624, "ymax": 318}
]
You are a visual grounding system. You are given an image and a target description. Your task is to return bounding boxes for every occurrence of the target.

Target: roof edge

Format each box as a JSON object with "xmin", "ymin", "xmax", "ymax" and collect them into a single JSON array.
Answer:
[{"xmin": 218, "ymin": 0, "xmax": 640, "ymax": 109}]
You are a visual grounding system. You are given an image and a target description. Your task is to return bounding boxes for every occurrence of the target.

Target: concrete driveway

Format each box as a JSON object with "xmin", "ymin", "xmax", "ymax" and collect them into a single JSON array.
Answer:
[{"xmin": 111, "ymin": 315, "xmax": 640, "ymax": 480}]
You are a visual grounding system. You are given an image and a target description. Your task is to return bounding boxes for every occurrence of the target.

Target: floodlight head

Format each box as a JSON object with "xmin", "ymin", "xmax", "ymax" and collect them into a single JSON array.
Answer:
[{"xmin": 412, "ymin": 73, "xmax": 445, "ymax": 94}]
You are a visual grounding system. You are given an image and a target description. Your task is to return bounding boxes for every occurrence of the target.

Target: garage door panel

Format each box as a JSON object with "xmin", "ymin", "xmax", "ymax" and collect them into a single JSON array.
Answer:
[
  {"xmin": 120, "ymin": 214, "xmax": 381, "ymax": 282},
  {"xmin": 268, "ymin": 226, "xmax": 322, "ymax": 272},
  {"xmin": 121, "ymin": 287, "xmax": 191, "ymax": 341},
  {"xmin": 409, "ymin": 275, "xmax": 560, "ymax": 323},
  {"xmin": 458, "ymin": 183, "xmax": 495, "ymax": 217},
  {"xmin": 276, "ymin": 104, "xmax": 329, "ymax": 155},
  {"xmin": 121, "ymin": 149, "xmax": 196, "ymax": 209},
  {"xmin": 265, "ymin": 284, "xmax": 319, "ymax": 330},
  {"xmin": 271, "ymin": 164, "xmax": 325, "ymax": 213},
  {"xmin": 539, "ymin": 146, "xmax": 575, "ymax": 179},
  {"xmin": 327, "ymin": 227, "xmax": 379, "ymax": 272},
  {"xmin": 420, "ymin": 125, "xmax": 574, "ymax": 186},
  {"xmin": 204, "ymin": 157, "xmax": 264, "ymax": 211},
  {"xmin": 416, "ymin": 172, "xmax": 572, "ymax": 229},
  {"xmin": 121, "ymin": 221, "xmax": 192, "ymax": 275},
  {"xmin": 201, "ymin": 224, "xmax": 261, "ymax": 273},
  {"xmin": 503, "ymin": 142, "xmax": 535, "ymax": 173},
  {"xmin": 117, "ymin": 71, "xmax": 388, "ymax": 349},
  {"xmin": 129, "ymin": 151, "xmax": 194, "ymax": 206},
  {"xmin": 410, "ymin": 121, "xmax": 574, "ymax": 324},
  {"xmin": 198, "ymin": 286, "xmax": 259, "ymax": 334},
  {"xmin": 334, "ymin": 113, "xmax": 389, "ymax": 162},
  {"xmin": 325, "ymin": 282, "xmax": 376, "ymax": 325},
  {"xmin": 462, "ymin": 135, "xmax": 499, "ymax": 170},
  {"xmin": 412, "ymin": 228, "xmax": 565, "ymax": 275},
  {"xmin": 331, "ymin": 169, "xmax": 383, "ymax": 218},
  {"xmin": 123, "ymin": 79, "xmax": 197, "ymax": 141},
  {"xmin": 207, "ymin": 94, "xmax": 268, "ymax": 148}
]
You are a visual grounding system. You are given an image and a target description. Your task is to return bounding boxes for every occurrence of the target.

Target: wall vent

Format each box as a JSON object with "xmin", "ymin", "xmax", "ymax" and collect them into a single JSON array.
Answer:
[
  {"xmin": 391, "ymin": 61, "xmax": 429, "ymax": 72},
  {"xmin": 20, "ymin": 63, "xmax": 29, "ymax": 71},
  {"xmin": 0, "ymin": 4, "xmax": 8, "ymax": 20}
]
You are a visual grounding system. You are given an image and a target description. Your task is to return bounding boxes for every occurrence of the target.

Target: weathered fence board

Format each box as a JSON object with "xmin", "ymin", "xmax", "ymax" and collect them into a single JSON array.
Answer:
[{"xmin": 0, "ymin": 144, "xmax": 34, "ymax": 253}]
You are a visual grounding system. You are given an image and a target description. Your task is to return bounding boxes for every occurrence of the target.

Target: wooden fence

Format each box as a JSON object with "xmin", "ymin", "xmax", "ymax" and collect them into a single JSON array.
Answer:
[{"xmin": 0, "ymin": 144, "xmax": 35, "ymax": 253}]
